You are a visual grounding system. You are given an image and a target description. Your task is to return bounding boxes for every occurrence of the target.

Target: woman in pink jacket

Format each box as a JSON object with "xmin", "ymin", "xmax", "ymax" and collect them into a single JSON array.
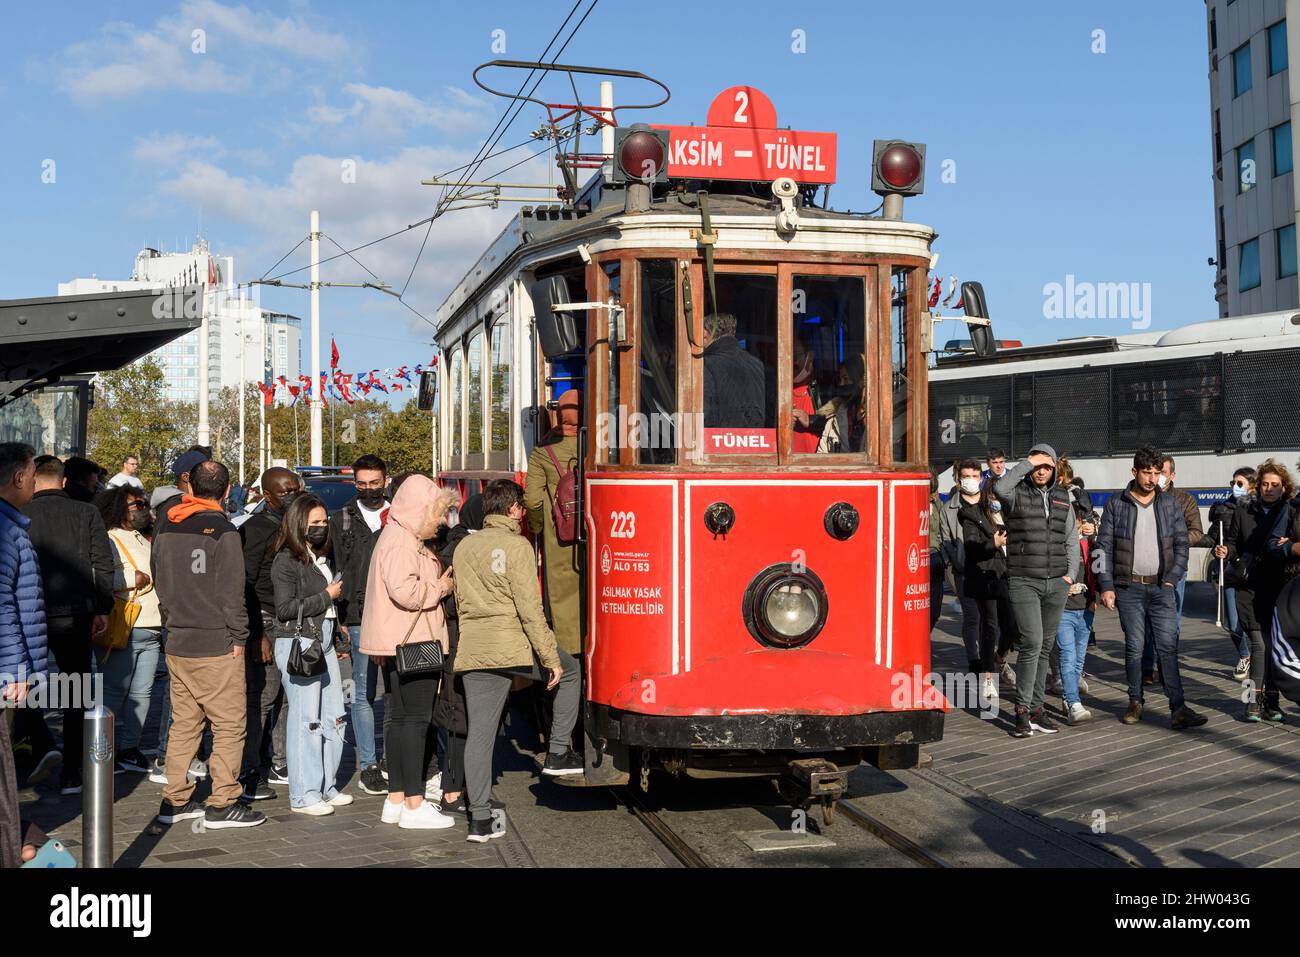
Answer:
[{"xmin": 360, "ymin": 475, "xmax": 457, "ymax": 830}]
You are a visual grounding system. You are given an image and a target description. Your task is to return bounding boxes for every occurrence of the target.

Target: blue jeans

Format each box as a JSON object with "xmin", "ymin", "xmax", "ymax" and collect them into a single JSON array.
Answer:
[
  {"xmin": 346, "ymin": 627, "xmax": 379, "ymax": 769},
  {"xmin": 1222, "ymin": 586, "xmax": 1250, "ymax": 658},
  {"xmin": 1056, "ymin": 609, "xmax": 1090, "ymax": 707},
  {"xmin": 101, "ymin": 627, "xmax": 162, "ymax": 752},
  {"xmin": 274, "ymin": 620, "xmax": 347, "ymax": 808},
  {"xmin": 1142, "ymin": 576, "xmax": 1185, "ymax": 674},
  {"xmin": 1116, "ymin": 582, "xmax": 1185, "ymax": 712}
]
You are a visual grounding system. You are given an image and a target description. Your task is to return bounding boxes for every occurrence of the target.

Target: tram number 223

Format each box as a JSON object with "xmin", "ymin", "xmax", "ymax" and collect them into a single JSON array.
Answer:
[
  {"xmin": 609, "ymin": 510, "xmax": 637, "ymax": 539},
  {"xmin": 918, "ymin": 509, "xmax": 929, "ymax": 537}
]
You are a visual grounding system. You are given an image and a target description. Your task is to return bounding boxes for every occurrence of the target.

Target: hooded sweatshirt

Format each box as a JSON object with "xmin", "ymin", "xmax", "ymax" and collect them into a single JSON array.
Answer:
[
  {"xmin": 359, "ymin": 475, "xmax": 450, "ymax": 657},
  {"xmin": 151, "ymin": 495, "xmax": 248, "ymax": 656}
]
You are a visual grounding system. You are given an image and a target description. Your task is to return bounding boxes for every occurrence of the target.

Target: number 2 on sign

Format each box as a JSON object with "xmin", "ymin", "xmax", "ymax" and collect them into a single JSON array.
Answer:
[
  {"xmin": 733, "ymin": 90, "xmax": 749, "ymax": 124},
  {"xmin": 610, "ymin": 510, "xmax": 636, "ymax": 539},
  {"xmin": 918, "ymin": 509, "xmax": 929, "ymax": 537}
]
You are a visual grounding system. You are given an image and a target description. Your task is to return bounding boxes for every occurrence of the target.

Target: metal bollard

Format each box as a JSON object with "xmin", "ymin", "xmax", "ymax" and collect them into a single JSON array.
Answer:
[{"xmin": 83, "ymin": 704, "xmax": 114, "ymax": 868}]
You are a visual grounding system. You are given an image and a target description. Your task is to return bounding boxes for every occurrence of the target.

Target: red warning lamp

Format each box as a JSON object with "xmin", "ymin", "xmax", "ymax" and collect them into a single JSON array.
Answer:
[
  {"xmin": 871, "ymin": 140, "xmax": 926, "ymax": 196},
  {"xmin": 613, "ymin": 125, "xmax": 669, "ymax": 184}
]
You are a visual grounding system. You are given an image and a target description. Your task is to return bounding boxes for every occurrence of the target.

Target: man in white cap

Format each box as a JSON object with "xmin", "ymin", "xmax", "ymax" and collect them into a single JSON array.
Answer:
[{"xmin": 993, "ymin": 443, "xmax": 1081, "ymax": 738}]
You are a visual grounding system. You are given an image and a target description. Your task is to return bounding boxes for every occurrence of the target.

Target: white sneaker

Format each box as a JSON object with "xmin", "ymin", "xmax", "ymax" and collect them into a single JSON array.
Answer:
[
  {"xmin": 424, "ymin": 772, "xmax": 443, "ymax": 803},
  {"xmin": 1078, "ymin": 676, "xmax": 1090, "ymax": 696},
  {"xmin": 1067, "ymin": 702, "xmax": 1093, "ymax": 725},
  {"xmin": 980, "ymin": 674, "xmax": 998, "ymax": 707},
  {"xmin": 327, "ymin": 792, "xmax": 354, "ymax": 807},
  {"xmin": 380, "ymin": 800, "xmax": 403, "ymax": 825},
  {"xmin": 398, "ymin": 801, "xmax": 456, "ymax": 830},
  {"xmin": 1233, "ymin": 657, "xmax": 1251, "ymax": 681},
  {"xmin": 999, "ymin": 661, "xmax": 1017, "ymax": 687},
  {"xmin": 291, "ymin": 801, "xmax": 335, "ymax": 816}
]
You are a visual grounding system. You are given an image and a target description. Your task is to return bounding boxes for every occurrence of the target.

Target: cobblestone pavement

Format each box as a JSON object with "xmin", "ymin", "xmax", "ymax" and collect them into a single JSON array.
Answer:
[
  {"xmin": 14, "ymin": 583, "xmax": 1295, "ymax": 867},
  {"xmin": 925, "ymin": 583, "xmax": 1300, "ymax": 867}
]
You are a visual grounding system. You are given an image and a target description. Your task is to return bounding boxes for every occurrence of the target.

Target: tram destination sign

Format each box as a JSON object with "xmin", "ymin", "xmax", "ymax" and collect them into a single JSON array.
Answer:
[{"xmin": 653, "ymin": 86, "xmax": 836, "ymax": 186}]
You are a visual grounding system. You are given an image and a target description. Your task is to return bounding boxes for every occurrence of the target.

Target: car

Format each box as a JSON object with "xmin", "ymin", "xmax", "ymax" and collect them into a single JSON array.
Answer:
[{"xmin": 303, "ymin": 475, "xmax": 356, "ymax": 514}]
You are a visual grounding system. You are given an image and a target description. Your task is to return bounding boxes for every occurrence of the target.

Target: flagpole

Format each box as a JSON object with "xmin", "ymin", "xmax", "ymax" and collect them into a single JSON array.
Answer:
[{"xmin": 309, "ymin": 210, "xmax": 323, "ymax": 466}]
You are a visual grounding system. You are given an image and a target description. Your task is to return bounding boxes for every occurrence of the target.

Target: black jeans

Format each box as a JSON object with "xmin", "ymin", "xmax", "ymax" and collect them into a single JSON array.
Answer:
[
  {"xmin": 441, "ymin": 731, "xmax": 467, "ymax": 793},
  {"xmin": 241, "ymin": 651, "xmax": 286, "ymax": 776},
  {"xmin": 380, "ymin": 661, "xmax": 439, "ymax": 798},
  {"xmin": 16, "ymin": 615, "xmax": 94, "ymax": 767},
  {"xmin": 929, "ymin": 553, "xmax": 944, "ymax": 632}
]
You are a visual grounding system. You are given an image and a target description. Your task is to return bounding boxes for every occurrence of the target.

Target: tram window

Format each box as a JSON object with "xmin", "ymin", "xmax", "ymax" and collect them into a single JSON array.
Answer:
[
  {"xmin": 790, "ymin": 275, "xmax": 866, "ymax": 454},
  {"xmin": 449, "ymin": 348, "xmax": 464, "ymax": 460},
  {"xmin": 489, "ymin": 319, "xmax": 511, "ymax": 453},
  {"xmin": 467, "ymin": 329, "xmax": 484, "ymax": 455},
  {"xmin": 703, "ymin": 274, "xmax": 777, "ymax": 431},
  {"xmin": 890, "ymin": 267, "xmax": 910, "ymax": 462},
  {"xmin": 639, "ymin": 259, "xmax": 677, "ymax": 465}
]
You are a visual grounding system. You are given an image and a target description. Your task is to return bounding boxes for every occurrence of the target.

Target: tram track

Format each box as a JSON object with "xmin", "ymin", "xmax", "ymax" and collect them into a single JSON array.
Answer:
[{"xmin": 611, "ymin": 784, "xmax": 954, "ymax": 869}]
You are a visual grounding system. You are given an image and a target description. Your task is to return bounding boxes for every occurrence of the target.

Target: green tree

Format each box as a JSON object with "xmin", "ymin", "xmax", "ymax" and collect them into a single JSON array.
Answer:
[
  {"xmin": 86, "ymin": 359, "xmax": 194, "ymax": 490},
  {"xmin": 370, "ymin": 398, "xmax": 433, "ymax": 476}
]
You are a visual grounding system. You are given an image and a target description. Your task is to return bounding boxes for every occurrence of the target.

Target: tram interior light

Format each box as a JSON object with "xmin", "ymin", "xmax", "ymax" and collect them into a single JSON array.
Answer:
[
  {"xmin": 613, "ymin": 125, "xmax": 669, "ymax": 185},
  {"xmin": 529, "ymin": 275, "xmax": 581, "ymax": 358},
  {"xmin": 871, "ymin": 140, "xmax": 926, "ymax": 197},
  {"xmin": 960, "ymin": 281, "xmax": 997, "ymax": 358}
]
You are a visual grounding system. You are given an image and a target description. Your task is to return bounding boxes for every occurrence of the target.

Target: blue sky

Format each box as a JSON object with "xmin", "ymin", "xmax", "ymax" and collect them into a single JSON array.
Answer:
[{"xmin": 0, "ymin": 0, "xmax": 1212, "ymax": 376}]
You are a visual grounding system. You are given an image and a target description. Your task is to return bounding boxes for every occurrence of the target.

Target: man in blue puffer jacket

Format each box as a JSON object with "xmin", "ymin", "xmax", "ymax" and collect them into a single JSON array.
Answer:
[{"xmin": 0, "ymin": 442, "xmax": 48, "ymax": 867}]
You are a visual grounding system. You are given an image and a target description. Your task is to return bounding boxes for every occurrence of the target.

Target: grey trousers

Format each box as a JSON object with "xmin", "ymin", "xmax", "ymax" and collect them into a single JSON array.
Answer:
[
  {"xmin": 1008, "ymin": 576, "xmax": 1069, "ymax": 713},
  {"xmin": 461, "ymin": 648, "xmax": 581, "ymax": 823}
]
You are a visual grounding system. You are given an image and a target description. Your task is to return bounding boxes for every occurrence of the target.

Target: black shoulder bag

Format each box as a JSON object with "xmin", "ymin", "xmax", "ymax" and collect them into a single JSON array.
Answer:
[
  {"xmin": 395, "ymin": 609, "xmax": 443, "ymax": 677},
  {"xmin": 286, "ymin": 565, "xmax": 327, "ymax": 679}
]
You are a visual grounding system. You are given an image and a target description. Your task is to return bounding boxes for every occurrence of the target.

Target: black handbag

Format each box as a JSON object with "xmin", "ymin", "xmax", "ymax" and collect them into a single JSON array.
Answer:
[
  {"xmin": 395, "ymin": 610, "xmax": 443, "ymax": 677},
  {"xmin": 285, "ymin": 568, "xmax": 327, "ymax": 679}
]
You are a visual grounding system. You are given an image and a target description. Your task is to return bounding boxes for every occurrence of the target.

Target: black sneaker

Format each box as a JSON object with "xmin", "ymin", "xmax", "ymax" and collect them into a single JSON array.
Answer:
[
  {"xmin": 541, "ymin": 748, "xmax": 584, "ymax": 777},
  {"xmin": 378, "ymin": 756, "xmax": 389, "ymax": 781},
  {"xmin": 116, "ymin": 747, "xmax": 150, "ymax": 774},
  {"xmin": 1029, "ymin": 709, "xmax": 1061, "ymax": 734},
  {"xmin": 267, "ymin": 764, "xmax": 289, "ymax": 786},
  {"xmin": 59, "ymin": 770, "xmax": 83, "ymax": 795},
  {"xmin": 204, "ymin": 803, "xmax": 267, "ymax": 829},
  {"xmin": 358, "ymin": 764, "xmax": 387, "ymax": 795},
  {"xmin": 1261, "ymin": 697, "xmax": 1285, "ymax": 723},
  {"xmin": 440, "ymin": 794, "xmax": 466, "ymax": 815},
  {"xmin": 1011, "ymin": 709, "xmax": 1033, "ymax": 738},
  {"xmin": 466, "ymin": 817, "xmax": 504, "ymax": 843},
  {"xmin": 241, "ymin": 774, "xmax": 277, "ymax": 802},
  {"xmin": 157, "ymin": 798, "xmax": 205, "ymax": 824},
  {"xmin": 1171, "ymin": 706, "xmax": 1209, "ymax": 730}
]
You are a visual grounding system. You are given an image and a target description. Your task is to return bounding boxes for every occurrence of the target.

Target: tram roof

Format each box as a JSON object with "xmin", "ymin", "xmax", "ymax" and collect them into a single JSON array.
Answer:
[{"xmin": 435, "ymin": 173, "xmax": 935, "ymax": 334}]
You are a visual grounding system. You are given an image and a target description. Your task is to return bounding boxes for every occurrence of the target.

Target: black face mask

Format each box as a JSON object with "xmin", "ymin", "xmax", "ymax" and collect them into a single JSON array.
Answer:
[
  {"xmin": 129, "ymin": 509, "xmax": 152, "ymax": 531},
  {"xmin": 356, "ymin": 488, "xmax": 386, "ymax": 509},
  {"xmin": 306, "ymin": 526, "xmax": 328, "ymax": 548},
  {"xmin": 277, "ymin": 490, "xmax": 301, "ymax": 511}
]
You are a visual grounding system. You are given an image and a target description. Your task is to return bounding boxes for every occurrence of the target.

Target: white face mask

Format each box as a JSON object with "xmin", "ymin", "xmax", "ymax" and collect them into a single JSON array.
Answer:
[
  {"xmin": 960, "ymin": 478, "xmax": 981, "ymax": 495},
  {"xmin": 1231, "ymin": 483, "xmax": 1248, "ymax": 499},
  {"xmin": 1156, "ymin": 474, "xmax": 1169, "ymax": 490}
]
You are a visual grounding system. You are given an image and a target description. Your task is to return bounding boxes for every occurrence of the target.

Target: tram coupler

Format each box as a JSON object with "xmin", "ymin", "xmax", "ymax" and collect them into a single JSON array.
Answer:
[{"xmin": 787, "ymin": 758, "xmax": 847, "ymax": 800}]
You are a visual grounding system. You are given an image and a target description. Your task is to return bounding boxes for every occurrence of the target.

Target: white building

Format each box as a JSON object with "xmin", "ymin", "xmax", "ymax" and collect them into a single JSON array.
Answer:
[{"xmin": 59, "ymin": 239, "xmax": 301, "ymax": 403}]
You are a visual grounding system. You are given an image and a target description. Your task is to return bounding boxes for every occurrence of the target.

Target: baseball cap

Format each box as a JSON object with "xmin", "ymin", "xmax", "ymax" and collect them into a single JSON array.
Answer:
[
  {"xmin": 1027, "ymin": 443, "xmax": 1058, "ymax": 463},
  {"xmin": 173, "ymin": 450, "xmax": 209, "ymax": 481}
]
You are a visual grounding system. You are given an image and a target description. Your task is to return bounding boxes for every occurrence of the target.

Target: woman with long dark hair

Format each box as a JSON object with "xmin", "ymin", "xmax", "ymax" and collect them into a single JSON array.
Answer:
[
  {"xmin": 960, "ymin": 480, "xmax": 1010, "ymax": 708},
  {"xmin": 270, "ymin": 494, "xmax": 350, "ymax": 814}
]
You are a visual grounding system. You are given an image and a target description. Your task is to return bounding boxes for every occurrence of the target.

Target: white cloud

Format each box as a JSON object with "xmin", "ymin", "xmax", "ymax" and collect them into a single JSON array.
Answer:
[
  {"xmin": 131, "ymin": 132, "xmax": 270, "ymax": 170},
  {"xmin": 52, "ymin": 1, "xmax": 349, "ymax": 103},
  {"xmin": 306, "ymin": 83, "xmax": 487, "ymax": 140}
]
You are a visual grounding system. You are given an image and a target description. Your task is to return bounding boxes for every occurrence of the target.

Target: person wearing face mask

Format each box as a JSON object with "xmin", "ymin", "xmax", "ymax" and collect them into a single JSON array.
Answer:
[
  {"xmin": 1097, "ymin": 446, "xmax": 1203, "ymax": 730},
  {"xmin": 329, "ymin": 454, "xmax": 391, "ymax": 796},
  {"xmin": 1208, "ymin": 468, "xmax": 1256, "ymax": 679},
  {"xmin": 960, "ymin": 473, "xmax": 1011, "ymax": 706},
  {"xmin": 269, "ymin": 494, "xmax": 350, "ymax": 815},
  {"xmin": 940, "ymin": 460, "xmax": 982, "ymax": 673},
  {"xmin": 1217, "ymin": 460, "xmax": 1296, "ymax": 721},
  {"xmin": 95, "ymin": 486, "xmax": 163, "ymax": 775},
  {"xmin": 993, "ymin": 443, "xmax": 1081, "ymax": 738},
  {"xmin": 236, "ymin": 466, "xmax": 304, "ymax": 799},
  {"xmin": 790, "ymin": 342, "xmax": 823, "ymax": 453},
  {"xmin": 360, "ymin": 475, "xmax": 457, "ymax": 830}
]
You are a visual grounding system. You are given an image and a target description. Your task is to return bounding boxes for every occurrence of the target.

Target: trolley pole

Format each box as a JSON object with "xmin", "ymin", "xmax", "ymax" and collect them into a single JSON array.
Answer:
[{"xmin": 83, "ymin": 704, "xmax": 114, "ymax": 868}]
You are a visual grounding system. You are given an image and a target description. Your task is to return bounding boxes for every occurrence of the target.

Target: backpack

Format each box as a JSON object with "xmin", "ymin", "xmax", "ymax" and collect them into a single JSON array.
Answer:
[{"xmin": 543, "ymin": 444, "xmax": 579, "ymax": 544}]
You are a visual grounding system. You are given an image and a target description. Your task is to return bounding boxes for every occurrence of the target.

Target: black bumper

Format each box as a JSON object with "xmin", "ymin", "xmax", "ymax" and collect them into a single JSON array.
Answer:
[{"xmin": 590, "ymin": 704, "xmax": 944, "ymax": 751}]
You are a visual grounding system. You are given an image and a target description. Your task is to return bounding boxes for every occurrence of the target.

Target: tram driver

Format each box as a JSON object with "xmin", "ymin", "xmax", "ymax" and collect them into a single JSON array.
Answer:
[{"xmin": 701, "ymin": 312, "xmax": 770, "ymax": 429}]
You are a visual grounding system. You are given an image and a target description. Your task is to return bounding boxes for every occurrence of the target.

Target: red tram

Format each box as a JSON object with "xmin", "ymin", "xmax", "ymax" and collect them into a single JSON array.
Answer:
[{"xmin": 434, "ymin": 70, "xmax": 945, "ymax": 815}]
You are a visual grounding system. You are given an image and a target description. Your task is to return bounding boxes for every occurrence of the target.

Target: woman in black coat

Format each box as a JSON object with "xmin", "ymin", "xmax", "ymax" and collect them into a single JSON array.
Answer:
[
  {"xmin": 430, "ymin": 494, "xmax": 484, "ymax": 813},
  {"xmin": 960, "ymin": 485, "xmax": 1012, "ymax": 704}
]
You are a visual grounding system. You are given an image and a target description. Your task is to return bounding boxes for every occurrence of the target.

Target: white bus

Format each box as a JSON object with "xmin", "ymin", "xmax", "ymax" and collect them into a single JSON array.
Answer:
[{"xmin": 927, "ymin": 310, "xmax": 1300, "ymax": 580}]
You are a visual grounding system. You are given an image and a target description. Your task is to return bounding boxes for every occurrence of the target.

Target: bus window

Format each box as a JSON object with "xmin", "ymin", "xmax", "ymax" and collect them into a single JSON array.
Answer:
[
  {"xmin": 449, "ymin": 347, "xmax": 464, "ymax": 461},
  {"xmin": 789, "ymin": 275, "xmax": 866, "ymax": 454},
  {"xmin": 890, "ymin": 266, "xmax": 910, "ymax": 462},
  {"xmin": 467, "ymin": 329, "xmax": 484, "ymax": 455},
  {"xmin": 489, "ymin": 318, "xmax": 511, "ymax": 454},
  {"xmin": 639, "ymin": 259, "xmax": 677, "ymax": 465},
  {"xmin": 703, "ymin": 274, "xmax": 777, "ymax": 437}
]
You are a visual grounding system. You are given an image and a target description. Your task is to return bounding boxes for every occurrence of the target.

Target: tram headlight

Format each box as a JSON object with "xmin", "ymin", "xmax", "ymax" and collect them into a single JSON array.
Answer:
[{"xmin": 742, "ymin": 563, "xmax": 829, "ymax": 649}]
